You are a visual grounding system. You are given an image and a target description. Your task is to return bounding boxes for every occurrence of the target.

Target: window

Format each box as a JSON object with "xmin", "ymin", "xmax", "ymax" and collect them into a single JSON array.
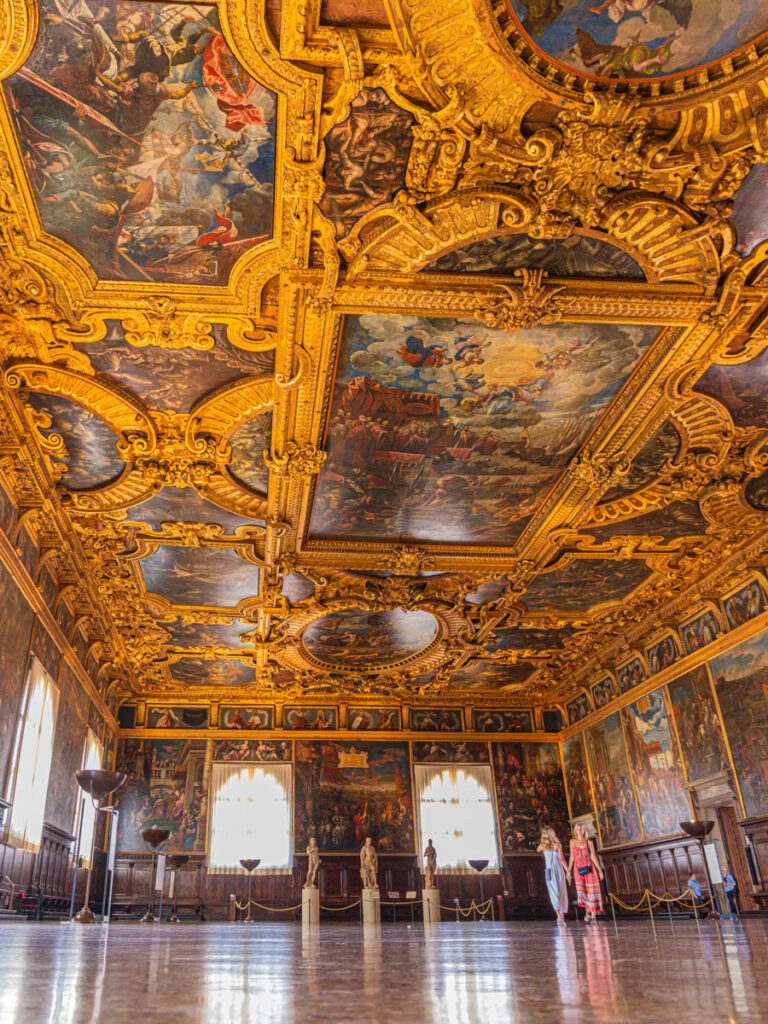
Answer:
[
  {"xmin": 74, "ymin": 729, "xmax": 104, "ymax": 867},
  {"xmin": 5, "ymin": 658, "xmax": 59, "ymax": 851},
  {"xmin": 208, "ymin": 763, "xmax": 292, "ymax": 873},
  {"xmin": 414, "ymin": 764, "xmax": 500, "ymax": 872}
]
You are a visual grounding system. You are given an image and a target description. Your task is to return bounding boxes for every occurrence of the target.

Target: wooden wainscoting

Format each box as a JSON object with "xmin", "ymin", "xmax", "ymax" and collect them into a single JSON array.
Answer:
[{"xmin": 600, "ymin": 833, "xmax": 707, "ymax": 906}]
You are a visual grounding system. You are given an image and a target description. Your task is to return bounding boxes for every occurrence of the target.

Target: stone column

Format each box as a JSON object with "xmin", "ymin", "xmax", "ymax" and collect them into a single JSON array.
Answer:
[
  {"xmin": 362, "ymin": 887, "xmax": 381, "ymax": 925},
  {"xmin": 422, "ymin": 887, "xmax": 441, "ymax": 924},
  {"xmin": 302, "ymin": 887, "xmax": 320, "ymax": 927}
]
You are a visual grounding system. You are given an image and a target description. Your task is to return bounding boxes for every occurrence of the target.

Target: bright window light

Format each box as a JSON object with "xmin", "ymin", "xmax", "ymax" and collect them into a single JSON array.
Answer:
[
  {"xmin": 414, "ymin": 764, "xmax": 500, "ymax": 872},
  {"xmin": 209, "ymin": 763, "xmax": 292, "ymax": 873},
  {"xmin": 5, "ymin": 658, "xmax": 59, "ymax": 851},
  {"xmin": 74, "ymin": 728, "xmax": 104, "ymax": 867}
]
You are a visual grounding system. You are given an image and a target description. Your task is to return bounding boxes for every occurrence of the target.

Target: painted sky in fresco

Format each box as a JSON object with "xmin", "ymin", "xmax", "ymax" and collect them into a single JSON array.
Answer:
[
  {"xmin": 311, "ymin": 316, "xmax": 658, "ymax": 544},
  {"xmin": 302, "ymin": 607, "xmax": 437, "ymax": 667},
  {"xmin": 27, "ymin": 393, "xmax": 124, "ymax": 489},
  {"xmin": 523, "ymin": 558, "xmax": 651, "ymax": 612},
  {"xmin": 140, "ymin": 545, "xmax": 260, "ymax": 606},
  {"xmin": 5, "ymin": 1, "xmax": 275, "ymax": 284},
  {"xmin": 508, "ymin": 0, "xmax": 768, "ymax": 79},
  {"xmin": 427, "ymin": 233, "xmax": 644, "ymax": 277},
  {"xmin": 169, "ymin": 656, "xmax": 254, "ymax": 686},
  {"xmin": 74, "ymin": 322, "xmax": 274, "ymax": 414}
]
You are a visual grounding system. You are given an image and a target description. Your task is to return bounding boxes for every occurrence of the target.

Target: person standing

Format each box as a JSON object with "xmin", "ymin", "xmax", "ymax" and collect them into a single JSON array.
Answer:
[
  {"xmin": 687, "ymin": 872, "xmax": 709, "ymax": 918},
  {"xmin": 538, "ymin": 826, "xmax": 569, "ymax": 927},
  {"xmin": 721, "ymin": 867, "xmax": 739, "ymax": 916},
  {"xmin": 567, "ymin": 824, "xmax": 604, "ymax": 923}
]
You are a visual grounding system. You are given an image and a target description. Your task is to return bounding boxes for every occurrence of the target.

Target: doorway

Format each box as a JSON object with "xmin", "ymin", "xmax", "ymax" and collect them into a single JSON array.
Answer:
[{"xmin": 717, "ymin": 805, "xmax": 752, "ymax": 909}]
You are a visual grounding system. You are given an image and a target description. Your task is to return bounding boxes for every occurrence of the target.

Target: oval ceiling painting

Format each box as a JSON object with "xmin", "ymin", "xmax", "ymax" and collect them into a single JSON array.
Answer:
[
  {"xmin": 301, "ymin": 608, "xmax": 438, "ymax": 669},
  {"xmin": 4, "ymin": 0, "xmax": 276, "ymax": 284},
  {"xmin": 507, "ymin": 0, "xmax": 768, "ymax": 79}
]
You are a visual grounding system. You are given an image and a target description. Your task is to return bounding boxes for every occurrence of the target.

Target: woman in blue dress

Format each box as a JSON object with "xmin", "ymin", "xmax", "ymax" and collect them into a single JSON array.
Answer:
[{"xmin": 538, "ymin": 826, "xmax": 570, "ymax": 927}]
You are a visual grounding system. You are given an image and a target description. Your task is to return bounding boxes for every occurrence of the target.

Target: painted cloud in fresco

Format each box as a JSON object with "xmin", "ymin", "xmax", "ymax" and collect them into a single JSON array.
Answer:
[
  {"xmin": 140, "ymin": 545, "xmax": 260, "ymax": 606},
  {"xmin": 509, "ymin": 0, "xmax": 768, "ymax": 79},
  {"xmin": 5, "ymin": 1, "xmax": 275, "ymax": 284},
  {"xmin": 311, "ymin": 316, "xmax": 657, "ymax": 544},
  {"xmin": 127, "ymin": 486, "xmax": 263, "ymax": 533},
  {"xmin": 27, "ymin": 393, "xmax": 125, "ymax": 489}
]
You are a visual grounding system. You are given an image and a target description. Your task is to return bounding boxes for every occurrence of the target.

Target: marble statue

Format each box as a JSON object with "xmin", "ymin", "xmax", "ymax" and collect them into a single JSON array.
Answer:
[
  {"xmin": 360, "ymin": 837, "xmax": 379, "ymax": 889},
  {"xmin": 423, "ymin": 838, "xmax": 437, "ymax": 889},
  {"xmin": 304, "ymin": 837, "xmax": 321, "ymax": 889}
]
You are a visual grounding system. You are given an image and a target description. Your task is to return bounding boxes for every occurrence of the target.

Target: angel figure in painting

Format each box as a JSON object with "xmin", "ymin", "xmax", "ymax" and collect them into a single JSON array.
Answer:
[
  {"xmin": 423, "ymin": 838, "xmax": 437, "ymax": 890},
  {"xmin": 360, "ymin": 837, "xmax": 379, "ymax": 889},
  {"xmin": 304, "ymin": 837, "xmax": 321, "ymax": 889}
]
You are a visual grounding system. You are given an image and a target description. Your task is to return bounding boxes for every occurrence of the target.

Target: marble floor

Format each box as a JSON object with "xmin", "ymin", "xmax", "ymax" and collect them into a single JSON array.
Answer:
[{"xmin": 1, "ymin": 918, "xmax": 767, "ymax": 1024}]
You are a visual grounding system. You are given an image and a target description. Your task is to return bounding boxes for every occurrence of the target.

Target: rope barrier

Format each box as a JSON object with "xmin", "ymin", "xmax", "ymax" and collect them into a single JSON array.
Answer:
[
  {"xmin": 609, "ymin": 889, "xmax": 715, "ymax": 913},
  {"xmin": 319, "ymin": 901, "xmax": 361, "ymax": 911},
  {"xmin": 235, "ymin": 899, "xmax": 303, "ymax": 913},
  {"xmin": 439, "ymin": 898, "xmax": 494, "ymax": 916}
]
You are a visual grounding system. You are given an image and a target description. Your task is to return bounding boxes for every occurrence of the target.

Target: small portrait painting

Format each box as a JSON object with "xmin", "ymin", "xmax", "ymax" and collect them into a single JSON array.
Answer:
[
  {"xmin": 212, "ymin": 739, "xmax": 291, "ymax": 762},
  {"xmin": 284, "ymin": 707, "xmax": 338, "ymax": 730},
  {"xmin": 219, "ymin": 706, "xmax": 273, "ymax": 730},
  {"xmin": 410, "ymin": 708, "xmax": 463, "ymax": 732},
  {"xmin": 723, "ymin": 580, "xmax": 767, "ymax": 630},
  {"xmin": 348, "ymin": 707, "xmax": 402, "ymax": 731},
  {"xmin": 412, "ymin": 741, "xmax": 490, "ymax": 763},
  {"xmin": 617, "ymin": 657, "xmax": 645, "ymax": 694},
  {"xmin": 591, "ymin": 678, "xmax": 614, "ymax": 710},
  {"xmin": 146, "ymin": 706, "xmax": 209, "ymax": 729},
  {"xmin": 646, "ymin": 634, "xmax": 678, "ymax": 676},
  {"xmin": 472, "ymin": 709, "xmax": 534, "ymax": 733},
  {"xmin": 681, "ymin": 610, "xmax": 720, "ymax": 654},
  {"xmin": 566, "ymin": 693, "xmax": 591, "ymax": 725}
]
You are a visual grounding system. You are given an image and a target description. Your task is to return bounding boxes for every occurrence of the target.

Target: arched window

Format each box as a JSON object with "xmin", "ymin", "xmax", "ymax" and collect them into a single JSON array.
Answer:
[
  {"xmin": 414, "ymin": 765, "xmax": 500, "ymax": 872},
  {"xmin": 208, "ymin": 763, "xmax": 292, "ymax": 873}
]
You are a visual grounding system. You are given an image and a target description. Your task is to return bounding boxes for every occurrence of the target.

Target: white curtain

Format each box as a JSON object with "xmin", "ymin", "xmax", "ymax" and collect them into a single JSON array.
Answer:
[
  {"xmin": 414, "ymin": 764, "xmax": 500, "ymax": 872},
  {"xmin": 208, "ymin": 762, "xmax": 292, "ymax": 873},
  {"xmin": 5, "ymin": 658, "xmax": 59, "ymax": 851},
  {"xmin": 74, "ymin": 728, "xmax": 104, "ymax": 867}
]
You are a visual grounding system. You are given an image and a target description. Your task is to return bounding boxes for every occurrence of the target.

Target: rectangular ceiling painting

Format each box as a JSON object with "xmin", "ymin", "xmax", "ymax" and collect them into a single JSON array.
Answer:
[
  {"xmin": 4, "ymin": 1, "xmax": 276, "ymax": 284},
  {"xmin": 310, "ymin": 316, "xmax": 658, "ymax": 544}
]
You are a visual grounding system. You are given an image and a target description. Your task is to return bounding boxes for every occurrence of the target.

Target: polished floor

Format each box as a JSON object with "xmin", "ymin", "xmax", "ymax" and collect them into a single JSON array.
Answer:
[{"xmin": 1, "ymin": 918, "xmax": 767, "ymax": 1024}]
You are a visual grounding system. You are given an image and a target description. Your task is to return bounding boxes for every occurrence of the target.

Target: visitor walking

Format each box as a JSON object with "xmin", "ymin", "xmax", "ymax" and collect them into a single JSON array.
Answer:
[
  {"xmin": 538, "ymin": 826, "xmax": 569, "ymax": 927},
  {"xmin": 567, "ymin": 824, "xmax": 604, "ymax": 923}
]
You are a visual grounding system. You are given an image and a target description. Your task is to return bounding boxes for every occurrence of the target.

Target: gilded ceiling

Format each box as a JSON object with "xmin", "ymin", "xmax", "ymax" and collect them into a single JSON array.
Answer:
[{"xmin": 3, "ymin": 0, "xmax": 768, "ymax": 714}]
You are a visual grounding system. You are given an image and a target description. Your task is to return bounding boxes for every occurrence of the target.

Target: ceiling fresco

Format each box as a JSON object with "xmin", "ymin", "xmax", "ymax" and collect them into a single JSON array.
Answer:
[
  {"xmin": 27, "ymin": 393, "xmax": 125, "ymax": 488},
  {"xmin": 506, "ymin": 0, "xmax": 768, "ymax": 80},
  {"xmin": 3, "ymin": 0, "xmax": 768, "ymax": 711},
  {"xmin": 426, "ymin": 234, "xmax": 645, "ymax": 279},
  {"xmin": 73, "ymin": 322, "xmax": 275, "ymax": 413},
  {"xmin": 301, "ymin": 608, "xmax": 438, "ymax": 668},
  {"xmin": 139, "ymin": 545, "xmax": 260, "ymax": 607},
  {"xmin": 4, "ymin": 0, "xmax": 276, "ymax": 284},
  {"xmin": 310, "ymin": 316, "xmax": 659, "ymax": 544}
]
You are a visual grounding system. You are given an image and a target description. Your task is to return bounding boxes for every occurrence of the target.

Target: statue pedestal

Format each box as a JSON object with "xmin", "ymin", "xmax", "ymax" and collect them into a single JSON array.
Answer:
[
  {"xmin": 302, "ymin": 887, "xmax": 319, "ymax": 927},
  {"xmin": 362, "ymin": 887, "xmax": 381, "ymax": 925},
  {"xmin": 422, "ymin": 888, "xmax": 441, "ymax": 924}
]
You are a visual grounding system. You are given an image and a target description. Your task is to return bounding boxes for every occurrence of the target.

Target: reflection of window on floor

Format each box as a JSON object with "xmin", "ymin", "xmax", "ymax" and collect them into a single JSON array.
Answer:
[
  {"xmin": 414, "ymin": 765, "xmax": 500, "ymax": 871},
  {"xmin": 74, "ymin": 728, "xmax": 104, "ymax": 867},
  {"xmin": 209, "ymin": 763, "xmax": 292, "ymax": 872},
  {"xmin": 5, "ymin": 658, "xmax": 59, "ymax": 851}
]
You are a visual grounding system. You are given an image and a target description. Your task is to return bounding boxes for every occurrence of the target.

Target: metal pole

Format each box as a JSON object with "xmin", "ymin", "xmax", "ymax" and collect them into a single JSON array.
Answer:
[
  {"xmin": 667, "ymin": 897, "xmax": 673, "ymax": 925},
  {"xmin": 103, "ymin": 809, "xmax": 119, "ymax": 923},
  {"xmin": 68, "ymin": 795, "xmax": 86, "ymax": 922},
  {"xmin": 647, "ymin": 890, "xmax": 654, "ymax": 926},
  {"xmin": 157, "ymin": 856, "xmax": 165, "ymax": 923},
  {"xmin": 610, "ymin": 893, "xmax": 616, "ymax": 929}
]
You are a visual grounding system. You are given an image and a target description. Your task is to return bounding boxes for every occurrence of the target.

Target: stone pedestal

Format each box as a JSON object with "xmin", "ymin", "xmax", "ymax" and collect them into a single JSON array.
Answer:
[
  {"xmin": 422, "ymin": 888, "xmax": 441, "ymax": 924},
  {"xmin": 362, "ymin": 887, "xmax": 381, "ymax": 925},
  {"xmin": 302, "ymin": 886, "xmax": 319, "ymax": 927}
]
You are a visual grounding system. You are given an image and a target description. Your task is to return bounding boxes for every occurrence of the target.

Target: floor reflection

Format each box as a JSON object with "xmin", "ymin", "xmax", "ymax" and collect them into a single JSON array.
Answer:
[{"xmin": 1, "ymin": 920, "xmax": 768, "ymax": 1024}]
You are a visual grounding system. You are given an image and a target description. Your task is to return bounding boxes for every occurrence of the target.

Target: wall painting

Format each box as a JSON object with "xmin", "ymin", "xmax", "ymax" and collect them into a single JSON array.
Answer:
[
  {"xmin": 666, "ymin": 666, "xmax": 730, "ymax": 783},
  {"xmin": 584, "ymin": 712, "xmax": 643, "ymax": 848},
  {"xmin": 492, "ymin": 741, "xmax": 569, "ymax": 852},
  {"xmin": 473, "ymin": 709, "xmax": 534, "ymax": 733},
  {"xmin": 560, "ymin": 733, "xmax": 593, "ymax": 819},
  {"xmin": 293, "ymin": 741, "xmax": 415, "ymax": 854}
]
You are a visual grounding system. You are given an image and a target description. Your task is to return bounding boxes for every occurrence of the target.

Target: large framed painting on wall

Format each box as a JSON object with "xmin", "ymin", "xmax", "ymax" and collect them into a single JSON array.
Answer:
[
  {"xmin": 709, "ymin": 630, "xmax": 768, "ymax": 817},
  {"xmin": 620, "ymin": 688, "xmax": 691, "ymax": 839},
  {"xmin": 560, "ymin": 733, "xmax": 593, "ymax": 820},
  {"xmin": 584, "ymin": 713, "xmax": 643, "ymax": 848},
  {"xmin": 293, "ymin": 741, "xmax": 415, "ymax": 854},
  {"xmin": 491, "ymin": 742, "xmax": 569, "ymax": 852},
  {"xmin": 114, "ymin": 738, "xmax": 210, "ymax": 854},
  {"xmin": 666, "ymin": 666, "xmax": 730, "ymax": 782}
]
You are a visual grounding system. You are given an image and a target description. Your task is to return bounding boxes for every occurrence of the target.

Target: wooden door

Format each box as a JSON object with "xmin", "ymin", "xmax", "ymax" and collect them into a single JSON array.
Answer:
[{"xmin": 717, "ymin": 805, "xmax": 752, "ymax": 909}]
